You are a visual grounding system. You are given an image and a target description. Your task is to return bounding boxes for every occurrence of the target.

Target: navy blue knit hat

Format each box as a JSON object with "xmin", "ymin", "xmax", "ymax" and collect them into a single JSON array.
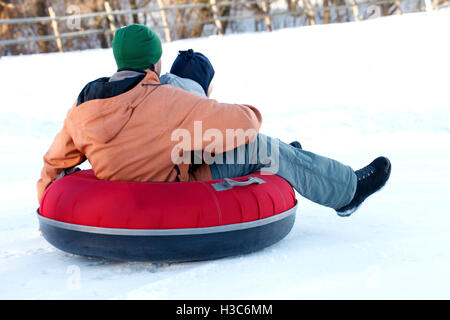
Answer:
[{"xmin": 170, "ymin": 49, "xmax": 215, "ymax": 95}]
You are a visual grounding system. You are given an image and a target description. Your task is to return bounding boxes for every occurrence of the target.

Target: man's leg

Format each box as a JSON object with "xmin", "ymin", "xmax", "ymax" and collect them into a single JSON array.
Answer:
[{"xmin": 209, "ymin": 134, "xmax": 357, "ymax": 210}]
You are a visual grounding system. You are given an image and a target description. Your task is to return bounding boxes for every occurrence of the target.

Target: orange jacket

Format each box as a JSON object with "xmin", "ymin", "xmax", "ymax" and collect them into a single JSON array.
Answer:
[{"xmin": 37, "ymin": 70, "xmax": 262, "ymax": 203}]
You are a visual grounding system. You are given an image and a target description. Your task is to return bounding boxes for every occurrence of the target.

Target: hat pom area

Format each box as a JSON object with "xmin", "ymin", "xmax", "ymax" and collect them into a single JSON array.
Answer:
[
  {"xmin": 178, "ymin": 49, "xmax": 195, "ymax": 60},
  {"xmin": 170, "ymin": 49, "xmax": 215, "ymax": 95},
  {"xmin": 186, "ymin": 49, "xmax": 195, "ymax": 58}
]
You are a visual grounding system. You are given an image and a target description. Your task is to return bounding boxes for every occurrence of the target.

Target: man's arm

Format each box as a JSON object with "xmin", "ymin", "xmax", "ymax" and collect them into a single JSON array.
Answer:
[
  {"xmin": 167, "ymin": 90, "xmax": 263, "ymax": 153},
  {"xmin": 37, "ymin": 118, "xmax": 85, "ymax": 203}
]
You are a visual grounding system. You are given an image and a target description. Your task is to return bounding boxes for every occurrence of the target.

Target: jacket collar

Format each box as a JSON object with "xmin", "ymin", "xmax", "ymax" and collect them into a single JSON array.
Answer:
[
  {"xmin": 159, "ymin": 73, "xmax": 206, "ymax": 97},
  {"xmin": 76, "ymin": 69, "xmax": 160, "ymax": 106},
  {"xmin": 110, "ymin": 69, "xmax": 146, "ymax": 82},
  {"xmin": 141, "ymin": 69, "xmax": 160, "ymax": 85}
]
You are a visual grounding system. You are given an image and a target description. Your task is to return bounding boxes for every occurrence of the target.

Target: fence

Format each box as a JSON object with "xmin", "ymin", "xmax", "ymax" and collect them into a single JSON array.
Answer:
[{"xmin": 0, "ymin": 0, "xmax": 447, "ymax": 55}]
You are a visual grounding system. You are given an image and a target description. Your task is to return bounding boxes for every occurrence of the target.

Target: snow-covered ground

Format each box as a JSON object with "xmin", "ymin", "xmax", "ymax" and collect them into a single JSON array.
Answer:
[{"xmin": 1, "ymin": 10, "xmax": 449, "ymax": 299}]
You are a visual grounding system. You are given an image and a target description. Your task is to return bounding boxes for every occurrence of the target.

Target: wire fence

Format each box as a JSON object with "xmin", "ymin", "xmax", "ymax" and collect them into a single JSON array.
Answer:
[{"xmin": 0, "ymin": 0, "xmax": 448, "ymax": 55}]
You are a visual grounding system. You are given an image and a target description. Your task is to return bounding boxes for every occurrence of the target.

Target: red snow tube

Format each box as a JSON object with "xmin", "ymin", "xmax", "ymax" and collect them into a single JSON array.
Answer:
[{"xmin": 37, "ymin": 170, "xmax": 297, "ymax": 262}]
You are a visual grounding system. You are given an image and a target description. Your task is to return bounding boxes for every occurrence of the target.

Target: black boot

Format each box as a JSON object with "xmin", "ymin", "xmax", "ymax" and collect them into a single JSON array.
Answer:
[
  {"xmin": 336, "ymin": 156, "xmax": 391, "ymax": 216},
  {"xmin": 289, "ymin": 141, "xmax": 302, "ymax": 149}
]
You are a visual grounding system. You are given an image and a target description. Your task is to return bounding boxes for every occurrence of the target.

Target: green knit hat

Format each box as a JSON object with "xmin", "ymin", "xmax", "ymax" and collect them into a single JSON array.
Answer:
[{"xmin": 112, "ymin": 24, "xmax": 162, "ymax": 71}]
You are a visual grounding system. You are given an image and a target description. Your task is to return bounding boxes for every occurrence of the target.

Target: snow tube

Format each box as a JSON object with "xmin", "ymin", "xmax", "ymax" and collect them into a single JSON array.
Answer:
[{"xmin": 37, "ymin": 170, "xmax": 297, "ymax": 262}]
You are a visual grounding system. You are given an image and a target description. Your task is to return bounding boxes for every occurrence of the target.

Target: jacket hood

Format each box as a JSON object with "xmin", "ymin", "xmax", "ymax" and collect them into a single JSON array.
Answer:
[
  {"xmin": 159, "ymin": 73, "xmax": 207, "ymax": 98},
  {"xmin": 69, "ymin": 71, "xmax": 159, "ymax": 143}
]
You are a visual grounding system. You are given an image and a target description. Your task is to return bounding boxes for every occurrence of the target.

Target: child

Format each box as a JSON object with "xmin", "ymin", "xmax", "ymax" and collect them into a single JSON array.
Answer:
[
  {"xmin": 161, "ymin": 49, "xmax": 302, "ymax": 149},
  {"xmin": 160, "ymin": 49, "xmax": 214, "ymax": 98}
]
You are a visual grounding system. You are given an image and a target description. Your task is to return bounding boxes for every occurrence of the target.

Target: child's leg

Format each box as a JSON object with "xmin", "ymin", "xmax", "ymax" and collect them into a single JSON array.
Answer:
[{"xmin": 209, "ymin": 134, "xmax": 357, "ymax": 209}]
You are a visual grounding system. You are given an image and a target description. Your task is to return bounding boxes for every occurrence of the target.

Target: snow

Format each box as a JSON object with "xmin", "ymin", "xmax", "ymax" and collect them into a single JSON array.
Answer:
[{"xmin": 1, "ymin": 10, "xmax": 450, "ymax": 299}]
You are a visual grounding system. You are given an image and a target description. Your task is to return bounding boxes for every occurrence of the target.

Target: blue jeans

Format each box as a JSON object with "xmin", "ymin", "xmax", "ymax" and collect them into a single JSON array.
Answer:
[{"xmin": 209, "ymin": 134, "xmax": 357, "ymax": 209}]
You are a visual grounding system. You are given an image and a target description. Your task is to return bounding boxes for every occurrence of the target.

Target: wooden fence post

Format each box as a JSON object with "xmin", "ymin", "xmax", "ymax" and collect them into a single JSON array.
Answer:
[
  {"xmin": 302, "ymin": 0, "xmax": 316, "ymax": 25},
  {"xmin": 260, "ymin": 0, "xmax": 273, "ymax": 32},
  {"xmin": 48, "ymin": 6, "xmax": 63, "ymax": 52},
  {"xmin": 104, "ymin": 1, "xmax": 116, "ymax": 33},
  {"xmin": 210, "ymin": 0, "xmax": 223, "ymax": 35},
  {"xmin": 395, "ymin": 0, "xmax": 403, "ymax": 14},
  {"xmin": 350, "ymin": 0, "xmax": 360, "ymax": 21},
  {"xmin": 323, "ymin": 0, "xmax": 330, "ymax": 24},
  {"xmin": 157, "ymin": 0, "xmax": 172, "ymax": 42}
]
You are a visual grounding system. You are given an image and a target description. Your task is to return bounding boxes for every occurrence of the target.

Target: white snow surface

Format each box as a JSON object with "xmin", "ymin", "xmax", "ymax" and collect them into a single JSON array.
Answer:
[{"xmin": 1, "ymin": 10, "xmax": 449, "ymax": 299}]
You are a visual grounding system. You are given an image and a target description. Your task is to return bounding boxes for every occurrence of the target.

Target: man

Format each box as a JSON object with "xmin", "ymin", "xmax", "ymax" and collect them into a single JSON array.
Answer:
[{"xmin": 37, "ymin": 24, "xmax": 391, "ymax": 216}]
